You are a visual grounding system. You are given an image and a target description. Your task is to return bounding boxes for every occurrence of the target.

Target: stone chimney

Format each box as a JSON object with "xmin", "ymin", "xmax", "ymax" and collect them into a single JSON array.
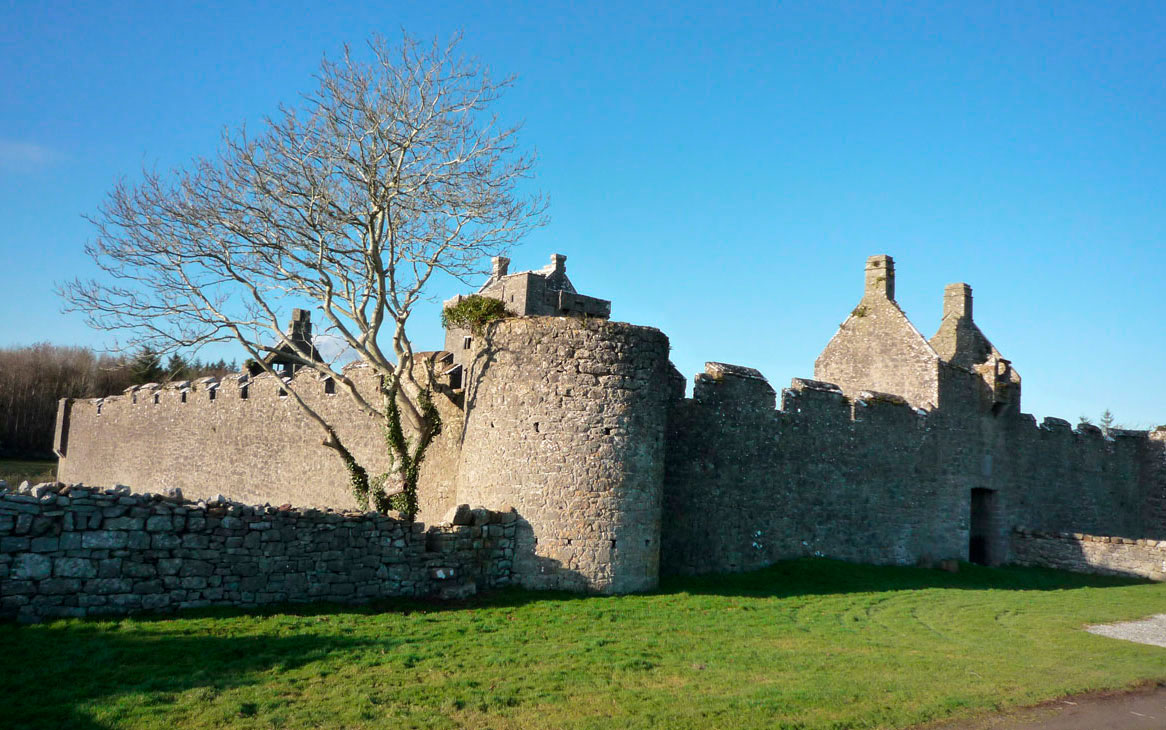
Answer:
[
  {"xmin": 550, "ymin": 253, "xmax": 567, "ymax": 276},
  {"xmin": 492, "ymin": 256, "xmax": 510, "ymax": 279},
  {"xmin": 864, "ymin": 255, "xmax": 895, "ymax": 301},
  {"xmin": 288, "ymin": 309, "xmax": 312, "ymax": 344},
  {"xmin": 942, "ymin": 283, "xmax": 972, "ymax": 321}
]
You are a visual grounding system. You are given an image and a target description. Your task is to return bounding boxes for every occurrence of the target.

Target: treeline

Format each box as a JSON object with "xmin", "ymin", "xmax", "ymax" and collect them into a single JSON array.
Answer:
[{"xmin": 0, "ymin": 344, "xmax": 237, "ymax": 459}]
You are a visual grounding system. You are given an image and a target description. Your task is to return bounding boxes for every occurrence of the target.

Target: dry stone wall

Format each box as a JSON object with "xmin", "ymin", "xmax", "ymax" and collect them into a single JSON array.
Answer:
[
  {"xmin": 455, "ymin": 317, "xmax": 679, "ymax": 593},
  {"xmin": 0, "ymin": 482, "xmax": 513, "ymax": 623},
  {"xmin": 1011, "ymin": 528, "xmax": 1166, "ymax": 581}
]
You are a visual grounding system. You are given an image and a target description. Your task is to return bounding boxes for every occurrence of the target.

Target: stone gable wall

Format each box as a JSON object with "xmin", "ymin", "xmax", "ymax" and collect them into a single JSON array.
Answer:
[
  {"xmin": 0, "ymin": 483, "xmax": 514, "ymax": 623},
  {"xmin": 814, "ymin": 299, "xmax": 942, "ymax": 410}
]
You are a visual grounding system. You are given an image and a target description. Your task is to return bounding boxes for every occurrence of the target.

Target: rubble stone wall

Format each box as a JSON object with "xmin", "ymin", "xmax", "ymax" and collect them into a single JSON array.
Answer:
[
  {"xmin": 662, "ymin": 370, "xmax": 1166, "ymax": 576},
  {"xmin": 0, "ymin": 483, "xmax": 514, "ymax": 623},
  {"xmin": 1010, "ymin": 528, "xmax": 1166, "ymax": 581},
  {"xmin": 455, "ymin": 317, "xmax": 679, "ymax": 594},
  {"xmin": 663, "ymin": 377, "xmax": 959, "ymax": 575},
  {"xmin": 55, "ymin": 367, "xmax": 462, "ymax": 524}
]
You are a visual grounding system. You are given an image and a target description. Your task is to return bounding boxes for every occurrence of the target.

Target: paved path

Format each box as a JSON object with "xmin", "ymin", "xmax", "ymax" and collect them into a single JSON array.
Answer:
[
  {"xmin": 924, "ymin": 684, "xmax": 1166, "ymax": 730},
  {"xmin": 925, "ymin": 616, "xmax": 1166, "ymax": 729}
]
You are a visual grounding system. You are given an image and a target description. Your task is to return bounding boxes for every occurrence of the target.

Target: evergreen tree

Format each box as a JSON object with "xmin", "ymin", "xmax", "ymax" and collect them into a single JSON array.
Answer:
[
  {"xmin": 129, "ymin": 348, "xmax": 164, "ymax": 384},
  {"xmin": 1100, "ymin": 409, "xmax": 1116, "ymax": 437}
]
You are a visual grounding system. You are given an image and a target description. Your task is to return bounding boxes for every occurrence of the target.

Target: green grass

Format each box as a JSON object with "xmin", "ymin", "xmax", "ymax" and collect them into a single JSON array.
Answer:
[
  {"xmin": 0, "ymin": 458, "xmax": 56, "ymax": 486},
  {"xmin": 2, "ymin": 559, "xmax": 1165, "ymax": 729}
]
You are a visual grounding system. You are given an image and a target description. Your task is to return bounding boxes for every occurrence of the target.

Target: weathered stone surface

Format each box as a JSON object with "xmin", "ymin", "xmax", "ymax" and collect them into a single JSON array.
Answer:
[
  {"xmin": 12, "ymin": 554, "xmax": 51, "ymax": 580},
  {"xmin": 1, "ymin": 486, "xmax": 513, "ymax": 623},
  {"xmin": 30, "ymin": 253, "xmax": 1166, "ymax": 600},
  {"xmin": 54, "ymin": 557, "xmax": 97, "ymax": 578},
  {"xmin": 1013, "ymin": 530, "xmax": 1166, "ymax": 581},
  {"xmin": 445, "ymin": 504, "xmax": 473, "ymax": 526},
  {"xmin": 456, "ymin": 318, "xmax": 674, "ymax": 594},
  {"xmin": 82, "ymin": 531, "xmax": 129, "ymax": 549}
]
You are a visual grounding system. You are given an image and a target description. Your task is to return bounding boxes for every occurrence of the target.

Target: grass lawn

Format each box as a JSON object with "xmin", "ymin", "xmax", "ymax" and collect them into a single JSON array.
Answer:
[
  {"xmin": 0, "ymin": 458, "xmax": 57, "ymax": 486},
  {"xmin": 2, "ymin": 559, "xmax": 1165, "ymax": 729}
]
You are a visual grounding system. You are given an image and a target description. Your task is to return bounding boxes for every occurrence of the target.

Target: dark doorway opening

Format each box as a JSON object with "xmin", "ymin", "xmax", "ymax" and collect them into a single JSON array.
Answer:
[{"xmin": 969, "ymin": 488, "xmax": 996, "ymax": 565}]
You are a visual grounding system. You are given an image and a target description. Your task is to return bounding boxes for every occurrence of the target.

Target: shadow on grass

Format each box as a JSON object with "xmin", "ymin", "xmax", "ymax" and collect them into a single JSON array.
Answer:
[
  {"xmin": 0, "ymin": 624, "xmax": 389, "ymax": 730},
  {"xmin": 661, "ymin": 558, "xmax": 1153, "ymax": 599},
  {"xmin": 116, "ymin": 558, "xmax": 1154, "ymax": 625},
  {"xmin": 0, "ymin": 559, "xmax": 1151, "ymax": 729}
]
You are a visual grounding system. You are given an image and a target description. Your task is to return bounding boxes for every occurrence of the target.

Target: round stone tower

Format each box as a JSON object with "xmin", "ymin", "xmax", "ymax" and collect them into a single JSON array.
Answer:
[{"xmin": 455, "ymin": 317, "xmax": 673, "ymax": 593}]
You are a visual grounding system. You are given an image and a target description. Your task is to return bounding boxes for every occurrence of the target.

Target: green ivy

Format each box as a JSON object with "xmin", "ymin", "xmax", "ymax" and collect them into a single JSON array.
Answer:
[{"xmin": 441, "ymin": 295, "xmax": 512, "ymax": 335}]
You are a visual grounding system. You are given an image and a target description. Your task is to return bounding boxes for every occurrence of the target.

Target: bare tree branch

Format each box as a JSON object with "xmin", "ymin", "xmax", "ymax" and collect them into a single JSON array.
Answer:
[{"xmin": 58, "ymin": 32, "xmax": 548, "ymax": 518}]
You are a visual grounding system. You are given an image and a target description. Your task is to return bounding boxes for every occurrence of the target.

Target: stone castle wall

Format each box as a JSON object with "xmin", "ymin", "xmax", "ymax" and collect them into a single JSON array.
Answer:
[
  {"xmin": 455, "ymin": 317, "xmax": 679, "ymax": 593},
  {"xmin": 663, "ymin": 376, "xmax": 959, "ymax": 574},
  {"xmin": 662, "ymin": 367, "xmax": 1166, "ymax": 576},
  {"xmin": 0, "ymin": 482, "xmax": 514, "ymax": 623},
  {"xmin": 56, "ymin": 367, "xmax": 462, "ymax": 524},
  {"xmin": 48, "ymin": 309, "xmax": 1166, "ymax": 595}
]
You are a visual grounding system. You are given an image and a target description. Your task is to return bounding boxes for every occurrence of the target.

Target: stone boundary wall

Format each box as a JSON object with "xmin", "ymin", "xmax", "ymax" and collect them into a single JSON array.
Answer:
[
  {"xmin": 0, "ymin": 483, "xmax": 514, "ymax": 623},
  {"xmin": 1010, "ymin": 528, "xmax": 1166, "ymax": 581}
]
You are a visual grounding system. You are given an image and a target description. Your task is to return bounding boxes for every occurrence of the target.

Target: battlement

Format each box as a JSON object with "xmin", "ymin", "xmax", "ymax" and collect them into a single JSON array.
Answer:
[{"xmin": 52, "ymin": 252, "xmax": 1166, "ymax": 594}]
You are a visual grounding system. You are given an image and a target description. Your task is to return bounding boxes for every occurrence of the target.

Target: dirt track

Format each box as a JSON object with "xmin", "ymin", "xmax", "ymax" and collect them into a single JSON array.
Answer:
[{"xmin": 923, "ymin": 683, "xmax": 1166, "ymax": 730}]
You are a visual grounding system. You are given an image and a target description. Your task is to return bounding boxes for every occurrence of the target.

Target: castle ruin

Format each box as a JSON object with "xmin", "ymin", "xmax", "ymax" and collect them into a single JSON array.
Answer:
[{"xmin": 54, "ymin": 254, "xmax": 1166, "ymax": 594}]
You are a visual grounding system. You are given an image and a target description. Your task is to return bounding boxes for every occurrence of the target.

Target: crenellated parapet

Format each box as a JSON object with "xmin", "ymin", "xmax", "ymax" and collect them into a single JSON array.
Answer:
[{"xmin": 47, "ymin": 252, "xmax": 1166, "ymax": 595}]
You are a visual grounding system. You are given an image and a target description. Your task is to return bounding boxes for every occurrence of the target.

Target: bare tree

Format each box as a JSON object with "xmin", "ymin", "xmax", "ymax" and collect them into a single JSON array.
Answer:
[{"xmin": 59, "ymin": 33, "xmax": 546, "ymax": 518}]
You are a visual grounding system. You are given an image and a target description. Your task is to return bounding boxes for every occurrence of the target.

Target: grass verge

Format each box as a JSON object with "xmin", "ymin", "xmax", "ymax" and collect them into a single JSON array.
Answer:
[
  {"xmin": 0, "ymin": 458, "xmax": 56, "ymax": 486},
  {"xmin": 1, "ymin": 559, "xmax": 1164, "ymax": 729}
]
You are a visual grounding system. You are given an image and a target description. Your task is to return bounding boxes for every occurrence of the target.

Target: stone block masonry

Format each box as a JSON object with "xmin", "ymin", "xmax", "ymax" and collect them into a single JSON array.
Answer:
[
  {"xmin": 456, "ymin": 317, "xmax": 681, "ymax": 594},
  {"xmin": 0, "ymin": 483, "xmax": 514, "ymax": 623},
  {"xmin": 55, "ymin": 364, "xmax": 465, "ymax": 525},
  {"xmin": 1011, "ymin": 528, "xmax": 1166, "ymax": 581},
  {"xmin": 49, "ymin": 253, "xmax": 1166, "ymax": 594}
]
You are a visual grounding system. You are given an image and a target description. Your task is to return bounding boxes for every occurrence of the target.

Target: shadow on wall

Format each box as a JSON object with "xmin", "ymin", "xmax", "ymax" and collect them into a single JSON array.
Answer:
[{"xmin": 511, "ymin": 513, "xmax": 593, "ymax": 593}]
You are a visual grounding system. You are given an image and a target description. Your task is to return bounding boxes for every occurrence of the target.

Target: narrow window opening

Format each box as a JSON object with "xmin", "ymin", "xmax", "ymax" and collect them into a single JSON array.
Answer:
[
  {"xmin": 131, "ymin": 394, "xmax": 137, "ymax": 405},
  {"xmin": 180, "ymin": 392, "xmax": 187, "ymax": 403},
  {"xmin": 534, "ymin": 422, "xmax": 541, "ymax": 433},
  {"xmin": 611, "ymin": 539, "xmax": 617, "ymax": 549},
  {"xmin": 644, "ymin": 539, "xmax": 650, "ymax": 547},
  {"xmin": 240, "ymin": 386, "xmax": 249, "ymax": 400},
  {"xmin": 152, "ymin": 393, "xmax": 159, "ymax": 404},
  {"xmin": 462, "ymin": 335, "xmax": 472, "ymax": 350},
  {"xmin": 96, "ymin": 403, "xmax": 102, "ymax": 415},
  {"xmin": 603, "ymin": 427, "xmax": 612, "ymax": 435},
  {"xmin": 279, "ymin": 388, "xmax": 287, "ymax": 397},
  {"xmin": 324, "ymin": 377, "xmax": 336, "ymax": 395},
  {"xmin": 564, "ymin": 538, "xmax": 572, "ymax": 546},
  {"xmin": 208, "ymin": 388, "xmax": 216, "ymax": 401}
]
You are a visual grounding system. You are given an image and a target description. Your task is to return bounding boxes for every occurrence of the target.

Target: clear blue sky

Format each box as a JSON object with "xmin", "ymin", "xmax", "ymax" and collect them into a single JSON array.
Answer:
[{"xmin": 2, "ymin": 1, "xmax": 1163, "ymax": 426}]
